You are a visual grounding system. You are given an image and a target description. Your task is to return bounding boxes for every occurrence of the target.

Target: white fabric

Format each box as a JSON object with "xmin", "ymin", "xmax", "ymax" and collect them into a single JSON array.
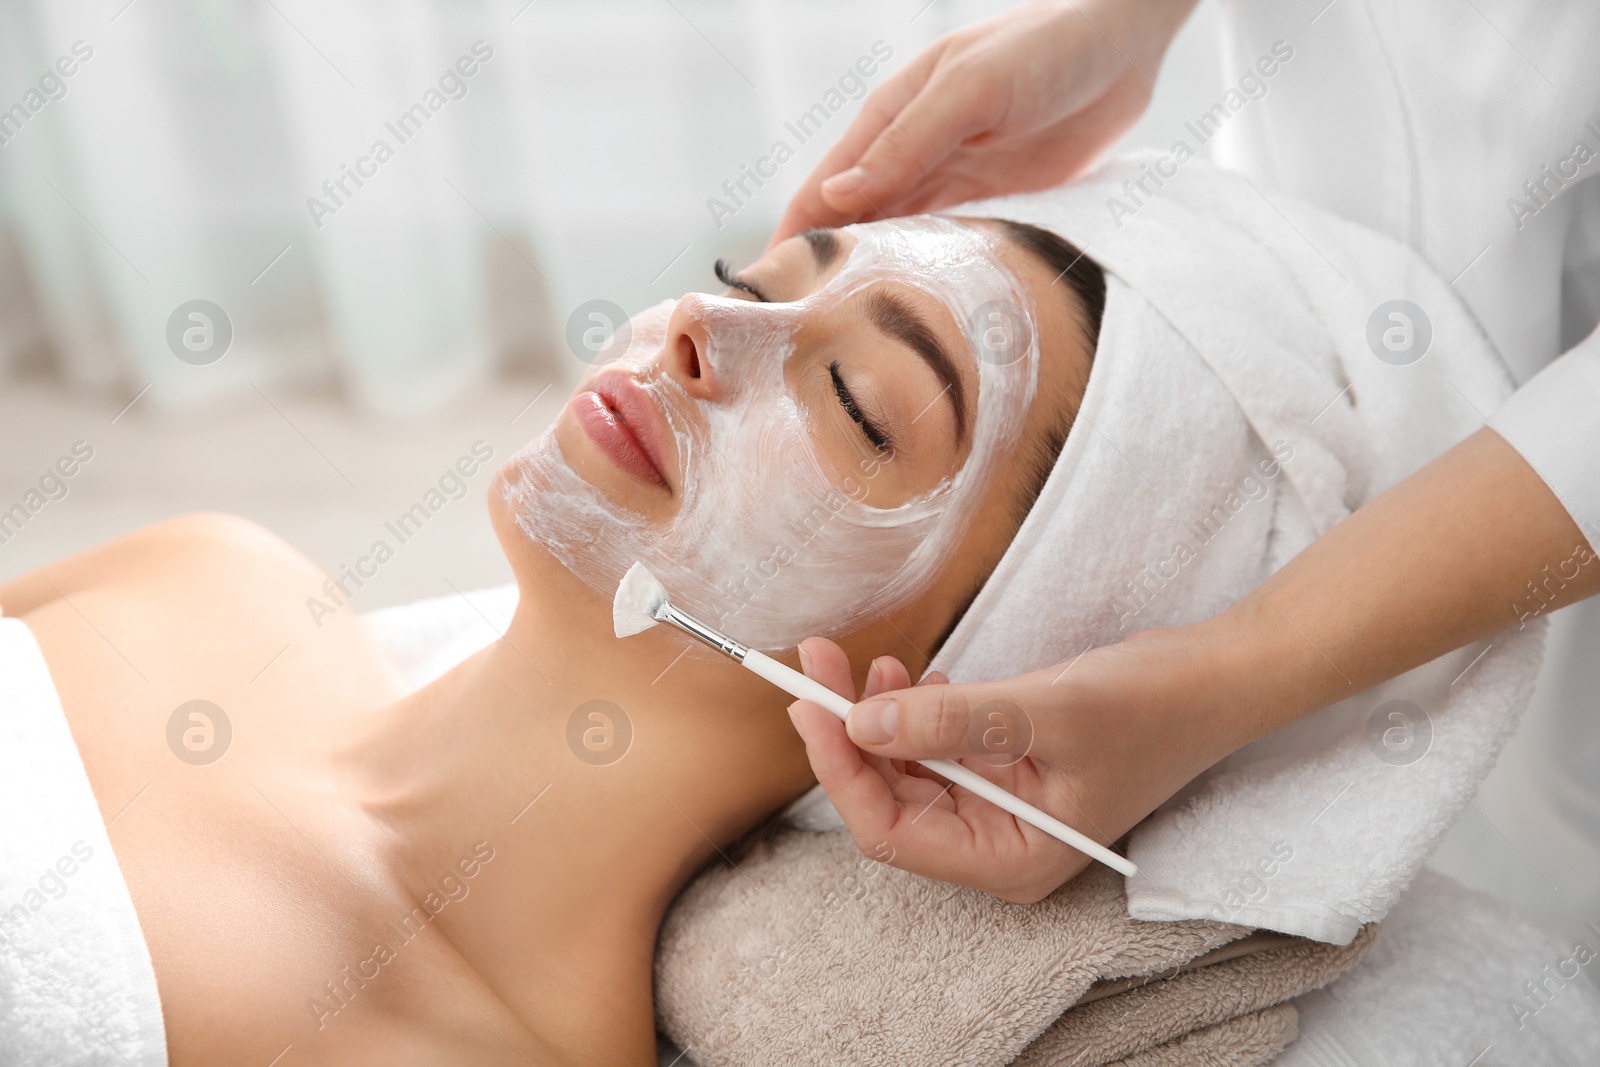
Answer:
[
  {"xmin": 782, "ymin": 156, "xmax": 1540, "ymax": 945},
  {"xmin": 1427, "ymin": 590, "xmax": 1600, "ymax": 971},
  {"xmin": 1495, "ymin": 328, "xmax": 1600, "ymax": 542},
  {"xmin": 1212, "ymin": 0, "xmax": 1600, "ymax": 954},
  {"xmin": 361, "ymin": 583, "xmax": 519, "ymax": 690},
  {"xmin": 1279, "ymin": 870, "xmax": 1600, "ymax": 1067},
  {"xmin": 1213, "ymin": 0, "xmax": 1600, "ymax": 383},
  {"xmin": 0, "ymin": 618, "xmax": 167, "ymax": 1067}
]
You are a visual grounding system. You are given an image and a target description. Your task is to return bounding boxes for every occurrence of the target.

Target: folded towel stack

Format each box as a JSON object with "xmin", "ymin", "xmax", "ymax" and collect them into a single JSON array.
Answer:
[{"xmin": 655, "ymin": 829, "xmax": 1375, "ymax": 1067}]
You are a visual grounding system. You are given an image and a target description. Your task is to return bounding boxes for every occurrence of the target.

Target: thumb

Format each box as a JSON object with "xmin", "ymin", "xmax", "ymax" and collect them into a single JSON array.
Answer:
[{"xmin": 847, "ymin": 681, "xmax": 1034, "ymax": 761}]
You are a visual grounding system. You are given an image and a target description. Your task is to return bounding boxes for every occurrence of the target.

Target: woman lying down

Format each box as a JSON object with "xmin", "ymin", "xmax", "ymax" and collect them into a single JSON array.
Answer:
[{"xmin": 0, "ymin": 215, "xmax": 1109, "ymax": 1065}]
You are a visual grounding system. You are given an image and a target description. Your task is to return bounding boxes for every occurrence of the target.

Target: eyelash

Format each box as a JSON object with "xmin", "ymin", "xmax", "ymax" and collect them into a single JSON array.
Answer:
[
  {"xmin": 830, "ymin": 361, "xmax": 891, "ymax": 452},
  {"xmin": 714, "ymin": 258, "xmax": 764, "ymax": 300},
  {"xmin": 712, "ymin": 259, "xmax": 890, "ymax": 453}
]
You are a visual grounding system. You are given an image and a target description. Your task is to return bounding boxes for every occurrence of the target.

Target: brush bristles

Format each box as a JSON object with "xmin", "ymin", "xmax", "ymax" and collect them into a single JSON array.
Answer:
[{"xmin": 613, "ymin": 561, "xmax": 670, "ymax": 638}]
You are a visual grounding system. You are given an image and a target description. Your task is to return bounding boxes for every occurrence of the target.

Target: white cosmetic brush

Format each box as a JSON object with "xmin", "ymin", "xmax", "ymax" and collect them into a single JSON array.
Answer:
[{"xmin": 612, "ymin": 561, "xmax": 1137, "ymax": 877}]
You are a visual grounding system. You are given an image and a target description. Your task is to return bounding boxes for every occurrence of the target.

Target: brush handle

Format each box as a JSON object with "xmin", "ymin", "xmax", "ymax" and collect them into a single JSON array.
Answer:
[
  {"xmin": 745, "ymin": 650, "xmax": 856, "ymax": 716},
  {"xmin": 742, "ymin": 650, "xmax": 1137, "ymax": 878}
]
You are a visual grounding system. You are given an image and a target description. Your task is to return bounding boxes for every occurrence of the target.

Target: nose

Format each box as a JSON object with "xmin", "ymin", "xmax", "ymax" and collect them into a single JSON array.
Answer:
[{"xmin": 661, "ymin": 294, "xmax": 722, "ymax": 401}]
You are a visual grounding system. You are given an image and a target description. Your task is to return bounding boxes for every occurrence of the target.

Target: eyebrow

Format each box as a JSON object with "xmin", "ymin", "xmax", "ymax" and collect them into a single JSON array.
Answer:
[
  {"xmin": 719, "ymin": 228, "xmax": 839, "ymax": 302},
  {"xmin": 862, "ymin": 289, "xmax": 968, "ymax": 442},
  {"xmin": 802, "ymin": 228, "xmax": 842, "ymax": 269}
]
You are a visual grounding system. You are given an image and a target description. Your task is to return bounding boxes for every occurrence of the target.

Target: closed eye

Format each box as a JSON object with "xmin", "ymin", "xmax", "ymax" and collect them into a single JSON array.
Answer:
[
  {"xmin": 714, "ymin": 258, "xmax": 770, "ymax": 302},
  {"xmin": 830, "ymin": 361, "xmax": 891, "ymax": 452},
  {"xmin": 713, "ymin": 258, "xmax": 888, "ymax": 451}
]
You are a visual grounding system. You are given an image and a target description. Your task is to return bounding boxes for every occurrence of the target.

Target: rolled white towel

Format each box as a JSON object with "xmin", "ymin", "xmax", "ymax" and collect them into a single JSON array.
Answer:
[{"xmin": 0, "ymin": 618, "xmax": 167, "ymax": 1066}]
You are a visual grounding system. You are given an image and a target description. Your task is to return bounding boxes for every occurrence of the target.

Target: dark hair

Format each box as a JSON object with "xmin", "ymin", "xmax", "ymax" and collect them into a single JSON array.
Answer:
[
  {"xmin": 993, "ymin": 218, "xmax": 1106, "ymax": 361},
  {"xmin": 930, "ymin": 219, "xmax": 1106, "ymax": 657}
]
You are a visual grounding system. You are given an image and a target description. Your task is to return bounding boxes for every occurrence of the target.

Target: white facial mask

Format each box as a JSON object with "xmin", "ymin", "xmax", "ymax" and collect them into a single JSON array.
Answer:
[{"xmin": 503, "ymin": 216, "xmax": 1038, "ymax": 651}]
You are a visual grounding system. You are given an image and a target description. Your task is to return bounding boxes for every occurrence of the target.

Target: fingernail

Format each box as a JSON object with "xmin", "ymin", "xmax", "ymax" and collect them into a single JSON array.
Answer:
[
  {"xmin": 848, "ymin": 700, "xmax": 897, "ymax": 746},
  {"xmin": 865, "ymin": 658, "xmax": 883, "ymax": 692},
  {"xmin": 822, "ymin": 166, "xmax": 868, "ymax": 194},
  {"xmin": 787, "ymin": 702, "xmax": 806, "ymax": 742},
  {"xmin": 798, "ymin": 645, "xmax": 814, "ymax": 676}
]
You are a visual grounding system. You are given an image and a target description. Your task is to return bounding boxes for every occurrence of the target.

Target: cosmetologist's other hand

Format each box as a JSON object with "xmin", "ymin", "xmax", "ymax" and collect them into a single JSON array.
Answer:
[
  {"xmin": 787, "ymin": 622, "xmax": 1250, "ymax": 902},
  {"xmin": 770, "ymin": 0, "xmax": 1200, "ymax": 246}
]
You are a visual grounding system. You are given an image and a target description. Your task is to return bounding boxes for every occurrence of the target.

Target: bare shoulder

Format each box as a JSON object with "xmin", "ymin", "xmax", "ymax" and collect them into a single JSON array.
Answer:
[
  {"xmin": 1, "ymin": 512, "xmax": 321, "ymax": 618},
  {"xmin": 13, "ymin": 509, "xmax": 398, "ymax": 687},
  {"xmin": 14, "ymin": 513, "xmax": 403, "ymax": 806},
  {"xmin": 102, "ymin": 510, "xmax": 326, "ymax": 589}
]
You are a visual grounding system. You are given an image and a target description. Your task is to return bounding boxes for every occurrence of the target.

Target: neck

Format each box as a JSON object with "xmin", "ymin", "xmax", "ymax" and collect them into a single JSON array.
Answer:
[{"xmin": 336, "ymin": 566, "xmax": 813, "ymax": 1053}]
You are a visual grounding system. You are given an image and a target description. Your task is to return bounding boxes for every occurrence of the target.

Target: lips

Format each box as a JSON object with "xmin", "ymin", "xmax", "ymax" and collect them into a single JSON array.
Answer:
[{"xmin": 571, "ymin": 372, "xmax": 673, "ymax": 489}]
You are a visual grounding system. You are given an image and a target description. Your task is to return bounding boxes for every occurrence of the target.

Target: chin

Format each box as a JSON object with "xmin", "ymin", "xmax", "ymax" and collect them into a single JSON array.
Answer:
[
  {"xmin": 488, "ymin": 434, "xmax": 633, "ymax": 603},
  {"xmin": 486, "ymin": 470, "xmax": 586, "ymax": 606},
  {"xmin": 487, "ymin": 460, "xmax": 551, "ymax": 587}
]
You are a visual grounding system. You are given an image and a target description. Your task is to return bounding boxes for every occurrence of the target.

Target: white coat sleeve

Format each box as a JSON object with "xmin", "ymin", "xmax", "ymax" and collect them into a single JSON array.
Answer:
[{"xmin": 1493, "ymin": 326, "xmax": 1600, "ymax": 551}]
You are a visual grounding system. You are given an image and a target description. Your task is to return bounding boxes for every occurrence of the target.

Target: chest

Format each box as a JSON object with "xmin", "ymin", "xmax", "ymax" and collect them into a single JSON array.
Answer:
[{"xmin": 21, "ymin": 565, "xmax": 467, "ymax": 1060}]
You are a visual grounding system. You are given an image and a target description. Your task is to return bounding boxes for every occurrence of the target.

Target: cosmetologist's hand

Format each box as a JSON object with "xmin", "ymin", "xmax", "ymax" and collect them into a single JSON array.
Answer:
[
  {"xmin": 787, "ymin": 622, "xmax": 1252, "ymax": 902},
  {"xmin": 770, "ymin": 0, "xmax": 1200, "ymax": 245},
  {"xmin": 792, "ymin": 429, "xmax": 1600, "ymax": 902}
]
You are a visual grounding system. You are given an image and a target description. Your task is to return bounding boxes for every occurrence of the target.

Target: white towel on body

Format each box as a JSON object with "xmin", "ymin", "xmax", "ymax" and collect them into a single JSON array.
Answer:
[{"xmin": 0, "ymin": 618, "xmax": 168, "ymax": 1067}]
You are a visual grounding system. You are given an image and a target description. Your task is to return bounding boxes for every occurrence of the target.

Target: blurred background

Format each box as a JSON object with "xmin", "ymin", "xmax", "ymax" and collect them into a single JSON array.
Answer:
[
  {"xmin": 0, "ymin": 0, "xmax": 1225, "ymax": 603},
  {"xmin": 3, "ymin": 0, "xmax": 1589, "ymax": 958}
]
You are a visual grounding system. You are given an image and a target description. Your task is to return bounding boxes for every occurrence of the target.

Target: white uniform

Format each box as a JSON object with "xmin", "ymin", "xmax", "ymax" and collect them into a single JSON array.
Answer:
[{"xmin": 1212, "ymin": 0, "xmax": 1600, "ymax": 944}]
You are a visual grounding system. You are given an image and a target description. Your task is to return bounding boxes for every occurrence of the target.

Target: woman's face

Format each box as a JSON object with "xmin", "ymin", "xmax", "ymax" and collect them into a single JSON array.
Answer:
[{"xmin": 498, "ymin": 217, "xmax": 1084, "ymax": 654}]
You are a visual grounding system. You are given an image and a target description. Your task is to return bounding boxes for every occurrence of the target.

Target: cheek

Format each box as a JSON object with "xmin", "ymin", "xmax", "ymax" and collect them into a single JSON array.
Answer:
[
  {"xmin": 617, "ymin": 298, "xmax": 677, "ymax": 365},
  {"xmin": 777, "ymin": 355, "xmax": 897, "ymax": 507},
  {"xmin": 806, "ymin": 429, "xmax": 912, "ymax": 509},
  {"xmin": 782, "ymin": 366, "xmax": 855, "ymax": 487}
]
